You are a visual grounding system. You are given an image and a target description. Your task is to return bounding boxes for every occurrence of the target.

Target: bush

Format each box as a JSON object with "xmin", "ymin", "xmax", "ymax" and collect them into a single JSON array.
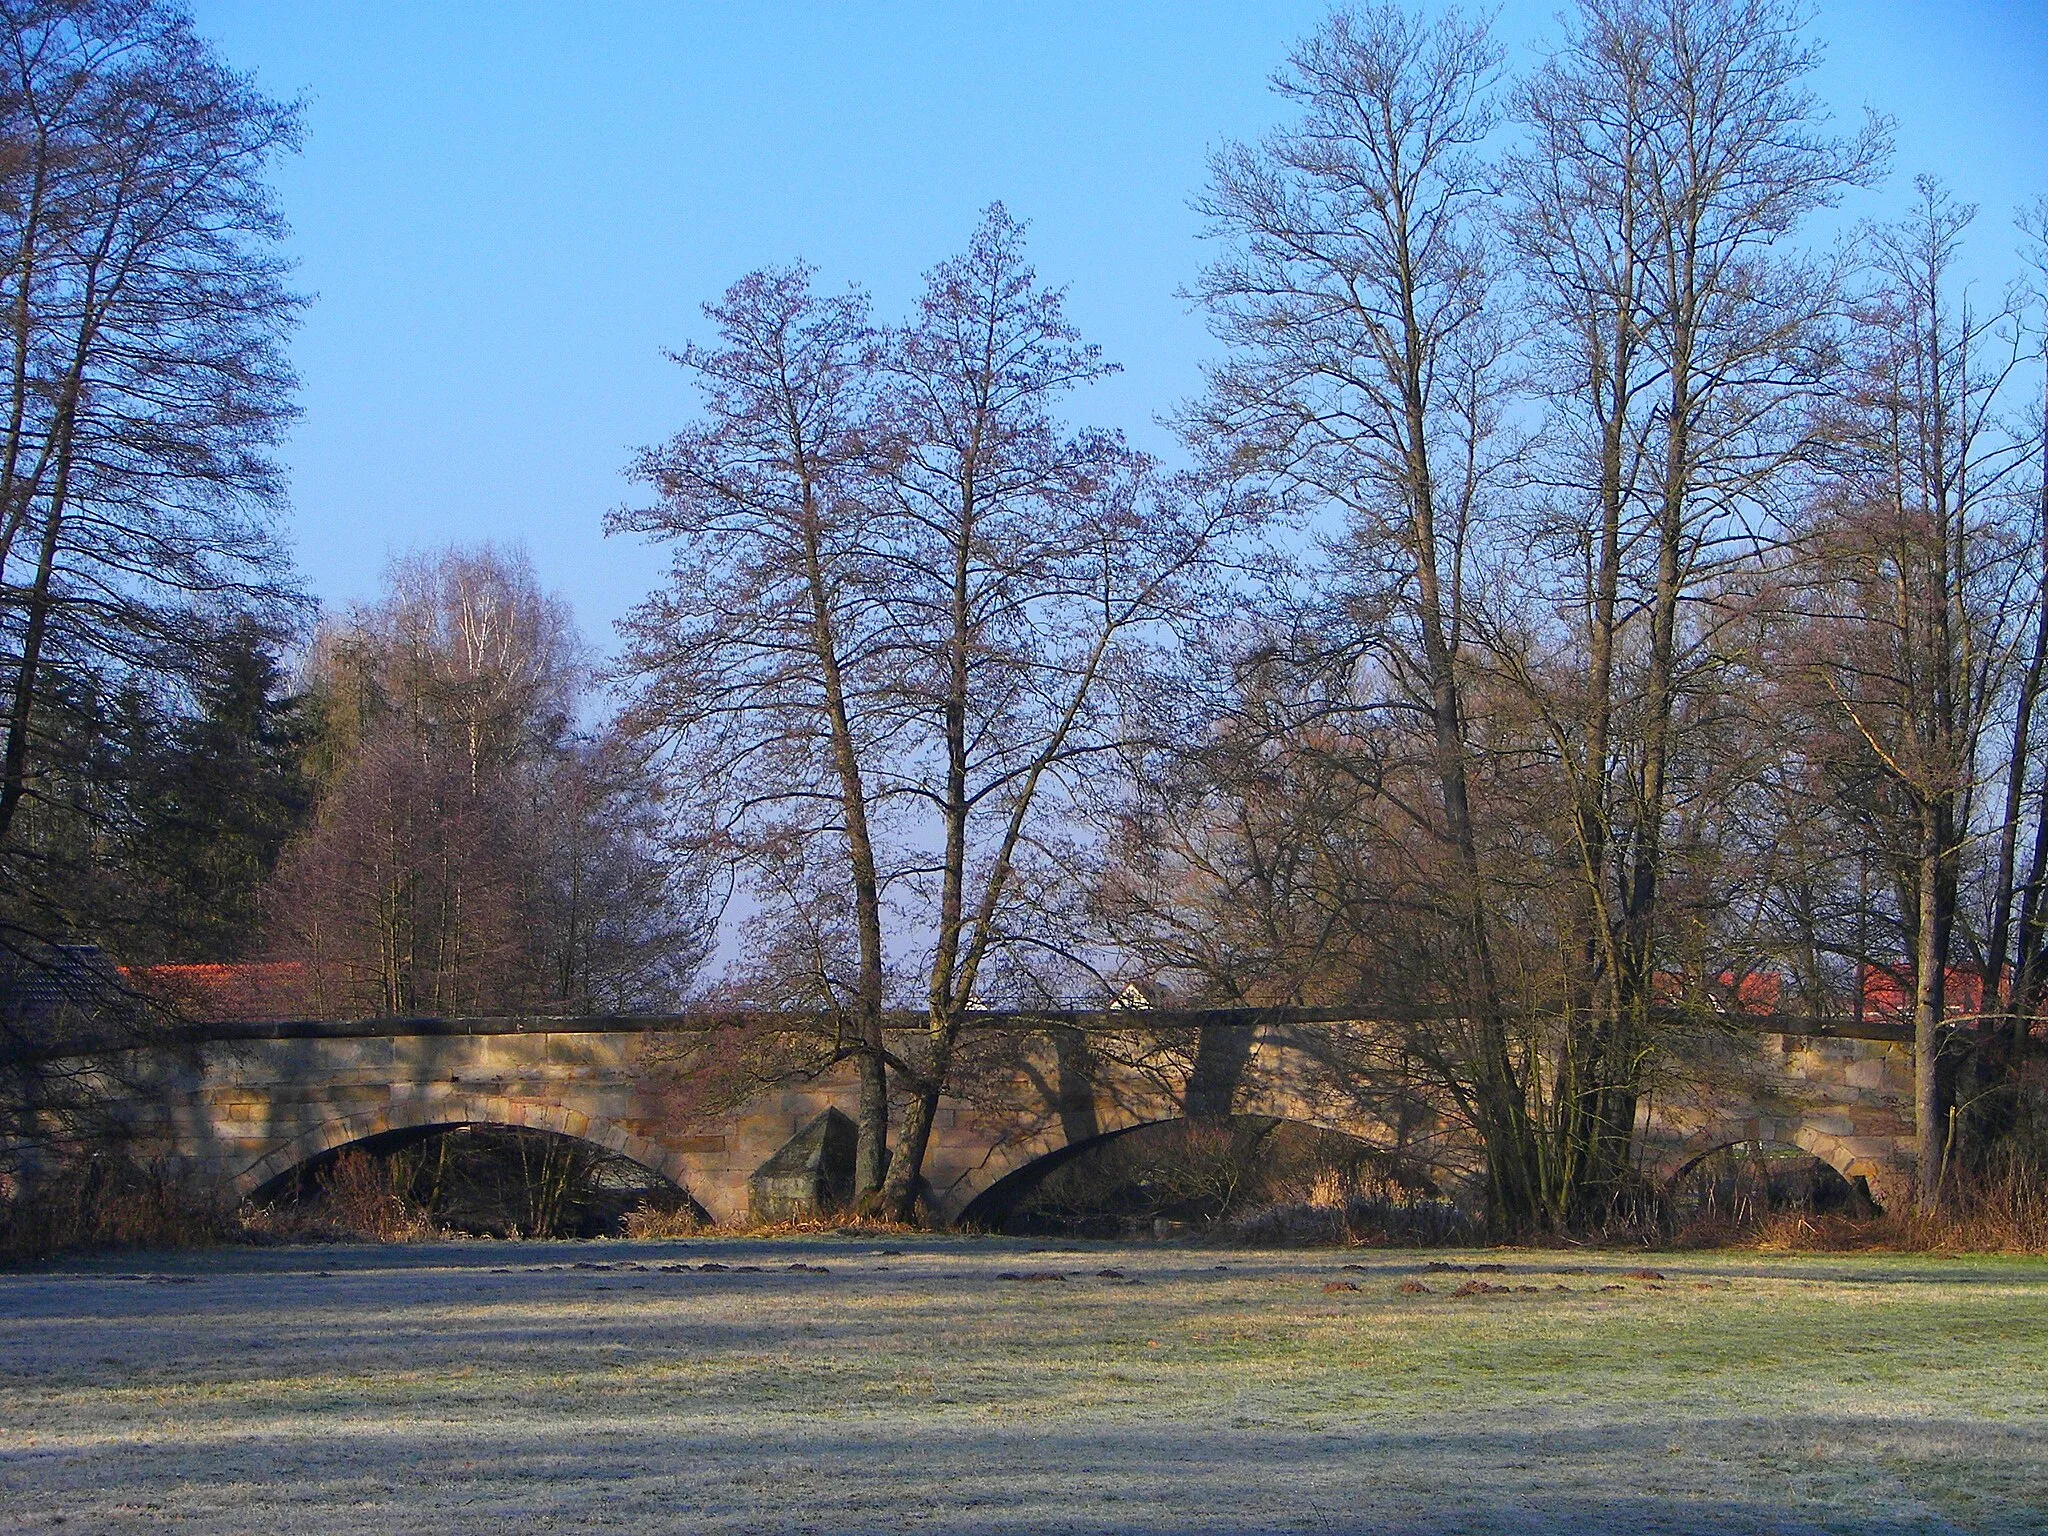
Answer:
[
  {"xmin": 1745, "ymin": 1154, "xmax": 2048, "ymax": 1256},
  {"xmin": 242, "ymin": 1149, "xmax": 446, "ymax": 1244},
  {"xmin": 0, "ymin": 1154, "xmax": 235, "ymax": 1265}
]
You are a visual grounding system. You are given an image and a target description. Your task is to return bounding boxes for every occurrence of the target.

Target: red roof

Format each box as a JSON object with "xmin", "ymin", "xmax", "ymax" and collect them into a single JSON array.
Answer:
[
  {"xmin": 1859, "ymin": 964, "xmax": 1999, "ymax": 1021},
  {"xmin": 1649, "ymin": 970, "xmax": 1783, "ymax": 1014},
  {"xmin": 128, "ymin": 962, "xmax": 307, "ymax": 1022}
]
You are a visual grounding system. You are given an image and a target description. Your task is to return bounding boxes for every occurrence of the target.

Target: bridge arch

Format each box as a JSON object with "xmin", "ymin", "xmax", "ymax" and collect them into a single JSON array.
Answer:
[
  {"xmin": 953, "ymin": 1116, "xmax": 1164, "ymax": 1229},
  {"xmin": 950, "ymin": 1110, "xmax": 1428, "ymax": 1231},
  {"xmin": 1657, "ymin": 1119, "xmax": 1886, "ymax": 1211},
  {"xmin": 232, "ymin": 1096, "xmax": 695, "ymax": 1202}
]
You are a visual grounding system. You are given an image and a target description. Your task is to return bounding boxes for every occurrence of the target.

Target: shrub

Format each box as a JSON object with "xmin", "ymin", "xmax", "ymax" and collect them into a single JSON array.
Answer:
[
  {"xmin": 0, "ymin": 1154, "xmax": 235, "ymax": 1265},
  {"xmin": 240, "ymin": 1148, "xmax": 445, "ymax": 1243},
  {"xmin": 1748, "ymin": 1154, "xmax": 2048, "ymax": 1256}
]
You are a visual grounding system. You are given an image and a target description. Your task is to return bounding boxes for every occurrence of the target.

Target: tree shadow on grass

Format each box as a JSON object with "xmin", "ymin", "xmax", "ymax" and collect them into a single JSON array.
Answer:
[{"xmin": 5, "ymin": 1414, "xmax": 2034, "ymax": 1534}]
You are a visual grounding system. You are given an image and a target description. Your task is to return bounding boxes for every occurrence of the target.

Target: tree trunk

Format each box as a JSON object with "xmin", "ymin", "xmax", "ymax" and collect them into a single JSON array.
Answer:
[
  {"xmin": 0, "ymin": 388, "xmax": 76, "ymax": 851},
  {"xmin": 854, "ymin": 1044, "xmax": 889, "ymax": 1198},
  {"xmin": 876, "ymin": 1034, "xmax": 950, "ymax": 1222},
  {"xmin": 800, "ymin": 486, "xmax": 891, "ymax": 1198},
  {"xmin": 1913, "ymin": 813, "xmax": 1950, "ymax": 1212}
]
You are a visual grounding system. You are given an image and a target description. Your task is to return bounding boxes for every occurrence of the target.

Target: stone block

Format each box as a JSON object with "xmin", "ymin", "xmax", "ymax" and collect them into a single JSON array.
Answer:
[
  {"xmin": 389, "ymin": 1081, "xmax": 439, "ymax": 1103},
  {"xmin": 1801, "ymin": 1112, "xmax": 1856, "ymax": 1138},
  {"xmin": 216, "ymin": 1039, "xmax": 351, "ymax": 1086},
  {"xmin": 748, "ymin": 1108, "xmax": 856, "ymax": 1222},
  {"xmin": 296, "ymin": 1083, "xmax": 391, "ymax": 1109},
  {"xmin": 543, "ymin": 1033, "xmax": 639, "ymax": 1069},
  {"xmin": 580, "ymin": 1097, "xmax": 636, "ymax": 1127},
  {"xmin": 1844, "ymin": 1060, "xmax": 1887, "ymax": 1090},
  {"xmin": 401, "ymin": 1037, "xmax": 497, "ymax": 1079}
]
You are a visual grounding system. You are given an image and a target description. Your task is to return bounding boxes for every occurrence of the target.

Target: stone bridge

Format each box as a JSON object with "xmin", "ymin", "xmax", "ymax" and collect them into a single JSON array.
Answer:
[{"xmin": 58, "ymin": 1006, "xmax": 1924, "ymax": 1222}]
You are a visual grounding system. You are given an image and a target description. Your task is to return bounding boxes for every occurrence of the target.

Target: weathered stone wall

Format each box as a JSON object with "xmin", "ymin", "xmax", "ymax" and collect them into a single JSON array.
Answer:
[
  {"xmin": 83, "ymin": 1016, "xmax": 1922, "ymax": 1222},
  {"xmin": 1635, "ymin": 1024, "xmax": 1918, "ymax": 1207}
]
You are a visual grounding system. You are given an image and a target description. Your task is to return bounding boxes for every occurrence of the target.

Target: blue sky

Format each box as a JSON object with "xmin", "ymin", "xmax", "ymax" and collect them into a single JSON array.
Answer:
[{"xmin": 185, "ymin": 1, "xmax": 2048, "ymax": 654}]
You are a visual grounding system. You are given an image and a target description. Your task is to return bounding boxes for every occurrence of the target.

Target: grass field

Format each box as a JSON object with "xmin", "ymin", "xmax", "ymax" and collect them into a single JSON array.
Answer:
[{"xmin": 2, "ymin": 1238, "xmax": 2045, "ymax": 1534}]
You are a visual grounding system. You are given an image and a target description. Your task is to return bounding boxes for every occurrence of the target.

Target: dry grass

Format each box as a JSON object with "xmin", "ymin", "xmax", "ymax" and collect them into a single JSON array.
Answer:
[
  {"xmin": 1734, "ymin": 1158, "xmax": 2048, "ymax": 1257},
  {"xmin": 4, "ymin": 1150, "xmax": 460, "ymax": 1265},
  {"xmin": 239, "ymin": 1150, "xmax": 448, "ymax": 1246},
  {"xmin": 691, "ymin": 1213, "xmax": 929, "ymax": 1240},
  {"xmin": 309, "ymin": 1149, "xmax": 446, "ymax": 1241},
  {"xmin": 13, "ymin": 1136, "xmax": 2048, "ymax": 1266},
  {"xmin": 7, "ymin": 1158, "xmax": 930, "ymax": 1263},
  {"xmin": 0, "ymin": 1155, "xmax": 236, "ymax": 1265},
  {"xmin": 619, "ymin": 1203, "xmax": 707, "ymax": 1240},
  {"xmin": 1751, "ymin": 1201, "xmax": 2048, "ymax": 1257}
]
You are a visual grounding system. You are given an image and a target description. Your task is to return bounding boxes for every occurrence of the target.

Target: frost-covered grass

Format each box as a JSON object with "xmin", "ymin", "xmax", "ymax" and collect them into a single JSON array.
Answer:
[{"xmin": 2, "ymin": 1239, "xmax": 2044, "ymax": 1533}]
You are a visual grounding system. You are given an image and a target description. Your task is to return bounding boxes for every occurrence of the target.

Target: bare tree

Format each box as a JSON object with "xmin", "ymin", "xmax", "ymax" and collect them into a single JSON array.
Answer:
[
  {"xmin": 869, "ymin": 207, "xmax": 1250, "ymax": 1218},
  {"xmin": 0, "ymin": 0, "xmax": 303, "ymax": 905},
  {"xmin": 0, "ymin": 2, "xmax": 302, "ymax": 1204},
  {"xmin": 1189, "ymin": 4, "xmax": 1543, "ymax": 1227},
  {"xmin": 1987, "ymin": 200, "xmax": 2048, "ymax": 1070},
  {"xmin": 378, "ymin": 546, "xmax": 579, "ymax": 790},
  {"xmin": 1495, "ymin": 0, "xmax": 1885, "ymax": 1220},
  {"xmin": 1787, "ymin": 182, "xmax": 2036, "ymax": 1207},
  {"xmin": 611, "ymin": 268, "xmax": 901, "ymax": 1196},
  {"xmin": 614, "ymin": 218, "xmax": 1252, "ymax": 1219},
  {"xmin": 301, "ymin": 543, "xmax": 580, "ymax": 788},
  {"xmin": 266, "ymin": 726, "xmax": 531, "ymax": 1017},
  {"xmin": 270, "ymin": 545, "xmax": 706, "ymax": 1019},
  {"xmin": 530, "ymin": 734, "xmax": 712, "ymax": 1016}
]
